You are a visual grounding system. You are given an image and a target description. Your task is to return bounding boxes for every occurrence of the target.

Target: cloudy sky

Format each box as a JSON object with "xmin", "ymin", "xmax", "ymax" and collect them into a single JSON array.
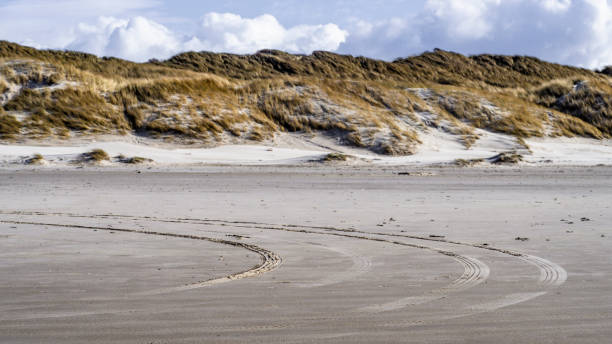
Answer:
[{"xmin": 0, "ymin": 0, "xmax": 611, "ymax": 68}]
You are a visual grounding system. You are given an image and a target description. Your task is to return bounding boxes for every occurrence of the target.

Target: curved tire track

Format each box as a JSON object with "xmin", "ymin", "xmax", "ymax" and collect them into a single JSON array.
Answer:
[
  {"xmin": 0, "ymin": 212, "xmax": 490, "ymax": 312},
  {"xmin": 0, "ymin": 210, "xmax": 568, "ymax": 287},
  {"xmin": 521, "ymin": 254, "xmax": 567, "ymax": 287},
  {"xmin": 359, "ymin": 253, "xmax": 489, "ymax": 313},
  {"xmin": 0, "ymin": 219, "xmax": 282, "ymax": 295},
  {"xmin": 1, "ymin": 210, "xmax": 567, "ymax": 317},
  {"xmin": 293, "ymin": 244, "xmax": 374, "ymax": 288}
]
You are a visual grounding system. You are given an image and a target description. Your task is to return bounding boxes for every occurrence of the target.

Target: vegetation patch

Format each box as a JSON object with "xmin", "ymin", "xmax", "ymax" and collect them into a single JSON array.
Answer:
[
  {"xmin": 24, "ymin": 153, "xmax": 45, "ymax": 165},
  {"xmin": 115, "ymin": 154, "xmax": 153, "ymax": 164},
  {"xmin": 79, "ymin": 149, "xmax": 110, "ymax": 163},
  {"xmin": 0, "ymin": 114, "xmax": 20, "ymax": 139},
  {"xmin": 454, "ymin": 158, "xmax": 485, "ymax": 167},
  {"xmin": 534, "ymin": 82, "xmax": 612, "ymax": 136},
  {"xmin": 1, "ymin": 41, "xmax": 611, "ymax": 155},
  {"xmin": 0, "ymin": 78, "xmax": 8, "ymax": 94},
  {"xmin": 321, "ymin": 152, "xmax": 351, "ymax": 162},
  {"xmin": 487, "ymin": 151, "xmax": 523, "ymax": 164},
  {"xmin": 598, "ymin": 66, "xmax": 612, "ymax": 76}
]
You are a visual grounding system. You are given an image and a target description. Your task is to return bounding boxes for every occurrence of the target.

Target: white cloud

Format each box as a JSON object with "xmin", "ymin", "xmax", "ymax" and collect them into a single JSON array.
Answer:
[
  {"xmin": 60, "ymin": 12, "xmax": 348, "ymax": 62},
  {"xmin": 188, "ymin": 13, "xmax": 348, "ymax": 54},
  {"xmin": 424, "ymin": 0, "xmax": 501, "ymax": 40},
  {"xmin": 540, "ymin": 0, "xmax": 573, "ymax": 12},
  {"xmin": 581, "ymin": 0, "xmax": 612, "ymax": 67},
  {"xmin": 340, "ymin": 18, "xmax": 421, "ymax": 60},
  {"xmin": 67, "ymin": 16, "xmax": 181, "ymax": 62},
  {"xmin": 0, "ymin": 0, "xmax": 160, "ymax": 48},
  {"xmin": 339, "ymin": 0, "xmax": 612, "ymax": 68},
  {"xmin": 1, "ymin": 1, "xmax": 611, "ymax": 68}
]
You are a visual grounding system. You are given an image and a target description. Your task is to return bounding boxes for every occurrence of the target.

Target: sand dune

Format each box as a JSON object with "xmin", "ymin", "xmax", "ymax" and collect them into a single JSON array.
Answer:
[{"xmin": 1, "ymin": 131, "xmax": 611, "ymax": 167}]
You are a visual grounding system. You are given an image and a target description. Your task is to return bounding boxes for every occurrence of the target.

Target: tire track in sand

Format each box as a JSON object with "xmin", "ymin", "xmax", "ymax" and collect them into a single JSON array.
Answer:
[
  {"xmin": 0, "ymin": 210, "xmax": 567, "ymax": 290},
  {"xmin": 0, "ymin": 211, "xmax": 559, "ymax": 331},
  {"xmin": 0, "ymin": 219, "xmax": 282, "ymax": 295},
  {"xmin": 1, "ymin": 211, "xmax": 566, "ymax": 316},
  {"xmin": 292, "ymin": 244, "xmax": 374, "ymax": 288},
  {"xmin": 0, "ymin": 212, "xmax": 490, "ymax": 310},
  {"xmin": 358, "ymin": 253, "xmax": 490, "ymax": 313}
]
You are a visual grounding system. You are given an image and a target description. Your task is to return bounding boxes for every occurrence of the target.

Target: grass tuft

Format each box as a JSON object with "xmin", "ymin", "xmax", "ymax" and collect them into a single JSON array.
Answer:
[
  {"xmin": 0, "ymin": 114, "xmax": 21, "ymax": 139},
  {"xmin": 322, "ymin": 152, "xmax": 351, "ymax": 162},
  {"xmin": 25, "ymin": 153, "xmax": 45, "ymax": 165},
  {"xmin": 80, "ymin": 149, "xmax": 110, "ymax": 163},
  {"xmin": 454, "ymin": 158, "xmax": 484, "ymax": 167},
  {"xmin": 488, "ymin": 151, "xmax": 523, "ymax": 164},
  {"xmin": 116, "ymin": 155, "xmax": 153, "ymax": 164}
]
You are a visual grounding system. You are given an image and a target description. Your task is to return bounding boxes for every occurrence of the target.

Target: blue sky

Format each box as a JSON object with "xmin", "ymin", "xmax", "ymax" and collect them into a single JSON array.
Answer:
[
  {"xmin": 154, "ymin": 0, "xmax": 425, "ymax": 25},
  {"xmin": 0, "ymin": 0, "xmax": 611, "ymax": 68}
]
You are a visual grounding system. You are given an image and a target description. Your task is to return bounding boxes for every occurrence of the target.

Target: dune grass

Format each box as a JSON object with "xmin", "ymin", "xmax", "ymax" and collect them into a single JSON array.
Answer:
[
  {"xmin": 533, "ymin": 81, "xmax": 612, "ymax": 136},
  {"xmin": 115, "ymin": 154, "xmax": 153, "ymax": 164},
  {"xmin": 79, "ymin": 149, "xmax": 110, "ymax": 163},
  {"xmin": 0, "ymin": 114, "xmax": 20, "ymax": 139},
  {"xmin": 1, "ymin": 41, "xmax": 611, "ymax": 154},
  {"xmin": 25, "ymin": 153, "xmax": 45, "ymax": 165},
  {"xmin": 0, "ymin": 78, "xmax": 8, "ymax": 94},
  {"xmin": 322, "ymin": 152, "xmax": 351, "ymax": 162}
]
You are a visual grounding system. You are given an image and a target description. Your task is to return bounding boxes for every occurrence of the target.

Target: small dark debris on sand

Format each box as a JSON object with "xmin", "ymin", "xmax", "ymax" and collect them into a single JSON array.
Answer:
[
  {"xmin": 580, "ymin": 217, "xmax": 591, "ymax": 222},
  {"xmin": 226, "ymin": 234, "xmax": 250, "ymax": 240},
  {"xmin": 429, "ymin": 234, "xmax": 446, "ymax": 239},
  {"xmin": 488, "ymin": 151, "xmax": 523, "ymax": 165},
  {"xmin": 320, "ymin": 152, "xmax": 351, "ymax": 162},
  {"xmin": 396, "ymin": 171, "xmax": 436, "ymax": 176},
  {"xmin": 454, "ymin": 151, "xmax": 523, "ymax": 167},
  {"xmin": 515, "ymin": 237, "xmax": 529, "ymax": 241},
  {"xmin": 115, "ymin": 154, "xmax": 153, "ymax": 164},
  {"xmin": 454, "ymin": 158, "xmax": 484, "ymax": 167}
]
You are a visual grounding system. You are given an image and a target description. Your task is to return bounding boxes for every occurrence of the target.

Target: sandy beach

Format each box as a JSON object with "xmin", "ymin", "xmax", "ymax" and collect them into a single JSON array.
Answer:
[
  {"xmin": 3, "ymin": 1, "xmax": 612, "ymax": 342},
  {"xmin": 1, "ymin": 133, "xmax": 612, "ymax": 168},
  {"xmin": 1, "ymin": 166, "xmax": 611, "ymax": 343}
]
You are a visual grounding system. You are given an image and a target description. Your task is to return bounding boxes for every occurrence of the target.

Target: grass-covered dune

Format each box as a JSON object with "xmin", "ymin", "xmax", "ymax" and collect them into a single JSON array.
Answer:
[{"xmin": 1, "ymin": 41, "xmax": 611, "ymax": 154}]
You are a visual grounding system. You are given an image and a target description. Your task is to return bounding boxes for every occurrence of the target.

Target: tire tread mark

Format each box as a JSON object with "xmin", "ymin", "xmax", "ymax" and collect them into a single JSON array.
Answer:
[{"xmin": 0, "ymin": 219, "xmax": 282, "ymax": 295}]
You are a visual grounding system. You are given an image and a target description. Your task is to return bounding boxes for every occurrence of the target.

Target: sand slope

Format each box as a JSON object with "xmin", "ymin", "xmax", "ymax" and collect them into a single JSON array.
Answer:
[{"xmin": 1, "ymin": 131, "xmax": 611, "ymax": 166}]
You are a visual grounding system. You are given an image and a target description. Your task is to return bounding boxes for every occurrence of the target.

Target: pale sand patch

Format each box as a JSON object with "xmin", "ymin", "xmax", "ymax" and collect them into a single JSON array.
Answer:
[
  {"xmin": 1, "ymin": 131, "xmax": 611, "ymax": 166},
  {"xmin": 524, "ymin": 136, "xmax": 612, "ymax": 165}
]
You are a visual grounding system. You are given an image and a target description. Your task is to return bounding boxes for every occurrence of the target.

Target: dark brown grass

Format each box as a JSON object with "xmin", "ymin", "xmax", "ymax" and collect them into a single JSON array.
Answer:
[{"xmin": 0, "ymin": 114, "xmax": 21, "ymax": 138}]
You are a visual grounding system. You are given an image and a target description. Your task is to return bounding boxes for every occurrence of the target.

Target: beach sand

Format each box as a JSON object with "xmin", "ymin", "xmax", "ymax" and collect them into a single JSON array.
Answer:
[{"xmin": 1, "ymin": 166, "xmax": 611, "ymax": 343}]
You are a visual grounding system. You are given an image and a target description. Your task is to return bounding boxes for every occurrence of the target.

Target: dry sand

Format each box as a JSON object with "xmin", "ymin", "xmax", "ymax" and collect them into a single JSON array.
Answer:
[
  {"xmin": 1, "ymin": 133, "xmax": 611, "ymax": 167},
  {"xmin": 1, "ymin": 166, "xmax": 611, "ymax": 343}
]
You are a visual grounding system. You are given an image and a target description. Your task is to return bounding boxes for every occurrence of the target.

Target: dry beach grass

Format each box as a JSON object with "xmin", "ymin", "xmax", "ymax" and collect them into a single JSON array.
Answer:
[{"xmin": 0, "ymin": 41, "xmax": 611, "ymax": 156}]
